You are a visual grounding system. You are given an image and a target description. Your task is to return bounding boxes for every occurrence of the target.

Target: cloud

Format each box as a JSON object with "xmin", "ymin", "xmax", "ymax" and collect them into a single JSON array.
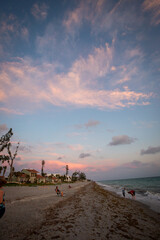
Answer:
[
  {"xmin": 31, "ymin": 3, "xmax": 49, "ymax": 20},
  {"xmin": 0, "ymin": 124, "xmax": 8, "ymax": 134},
  {"xmin": 63, "ymin": 4, "xmax": 84, "ymax": 31},
  {"xmin": 142, "ymin": 0, "xmax": 160, "ymax": 25},
  {"xmin": 122, "ymin": 160, "xmax": 146, "ymax": 169},
  {"xmin": 0, "ymin": 14, "xmax": 29, "ymax": 50},
  {"xmin": 79, "ymin": 153, "xmax": 91, "ymax": 158},
  {"xmin": 109, "ymin": 135, "xmax": 137, "ymax": 146},
  {"xmin": 19, "ymin": 145, "xmax": 33, "ymax": 153},
  {"xmin": 97, "ymin": 160, "xmax": 160, "ymax": 181},
  {"xmin": 0, "ymin": 43, "xmax": 152, "ymax": 114},
  {"xmin": 42, "ymin": 142, "xmax": 83, "ymax": 153},
  {"xmin": 14, "ymin": 159, "xmax": 88, "ymax": 174},
  {"xmin": 85, "ymin": 120, "xmax": 100, "ymax": 128},
  {"xmin": 0, "ymin": 107, "xmax": 24, "ymax": 115},
  {"xmin": 141, "ymin": 146, "xmax": 160, "ymax": 155},
  {"xmin": 21, "ymin": 27, "xmax": 29, "ymax": 41},
  {"xmin": 75, "ymin": 120, "xmax": 100, "ymax": 129},
  {"xmin": 63, "ymin": 0, "xmax": 143, "ymax": 35},
  {"xmin": 68, "ymin": 144, "xmax": 83, "ymax": 151},
  {"xmin": 63, "ymin": 0, "xmax": 111, "ymax": 32},
  {"xmin": 48, "ymin": 152, "xmax": 65, "ymax": 160},
  {"xmin": 51, "ymin": 142, "xmax": 83, "ymax": 152},
  {"xmin": 0, "ymin": 14, "xmax": 19, "ymax": 35}
]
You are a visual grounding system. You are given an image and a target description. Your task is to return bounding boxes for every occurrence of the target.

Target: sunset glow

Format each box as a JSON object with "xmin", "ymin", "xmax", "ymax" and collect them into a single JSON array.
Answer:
[{"xmin": 0, "ymin": 0, "xmax": 160, "ymax": 180}]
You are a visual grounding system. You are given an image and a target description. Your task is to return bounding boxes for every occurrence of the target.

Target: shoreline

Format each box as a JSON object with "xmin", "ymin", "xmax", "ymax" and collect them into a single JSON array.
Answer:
[
  {"xmin": 96, "ymin": 181, "xmax": 160, "ymax": 214},
  {"xmin": 1, "ymin": 181, "xmax": 160, "ymax": 240},
  {"xmin": 25, "ymin": 182, "xmax": 160, "ymax": 240},
  {"xmin": 96, "ymin": 180, "xmax": 160, "ymax": 214}
]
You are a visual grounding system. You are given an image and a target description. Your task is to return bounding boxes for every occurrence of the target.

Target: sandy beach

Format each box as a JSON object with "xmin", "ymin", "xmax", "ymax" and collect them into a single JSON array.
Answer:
[{"xmin": 1, "ymin": 182, "xmax": 160, "ymax": 240}]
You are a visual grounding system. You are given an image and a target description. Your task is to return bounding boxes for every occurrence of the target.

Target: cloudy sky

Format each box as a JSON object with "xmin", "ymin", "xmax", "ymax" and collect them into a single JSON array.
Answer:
[{"xmin": 0, "ymin": 0, "xmax": 160, "ymax": 180}]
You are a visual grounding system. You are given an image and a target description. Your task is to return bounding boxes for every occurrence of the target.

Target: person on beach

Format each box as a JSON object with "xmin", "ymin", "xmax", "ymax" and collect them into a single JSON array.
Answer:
[
  {"xmin": 55, "ymin": 186, "xmax": 61, "ymax": 196},
  {"xmin": 122, "ymin": 188, "xmax": 125, "ymax": 197},
  {"xmin": 0, "ymin": 177, "xmax": 6, "ymax": 219},
  {"xmin": 128, "ymin": 190, "xmax": 136, "ymax": 199},
  {"xmin": 61, "ymin": 191, "xmax": 64, "ymax": 197}
]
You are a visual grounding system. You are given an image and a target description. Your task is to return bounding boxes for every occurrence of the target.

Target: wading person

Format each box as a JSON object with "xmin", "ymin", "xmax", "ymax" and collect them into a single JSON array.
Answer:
[
  {"xmin": 128, "ymin": 190, "xmax": 136, "ymax": 199},
  {"xmin": 122, "ymin": 187, "xmax": 125, "ymax": 197}
]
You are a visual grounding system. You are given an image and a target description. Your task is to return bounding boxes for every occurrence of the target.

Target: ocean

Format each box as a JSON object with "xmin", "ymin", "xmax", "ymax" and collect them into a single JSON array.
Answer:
[{"xmin": 97, "ymin": 176, "xmax": 160, "ymax": 213}]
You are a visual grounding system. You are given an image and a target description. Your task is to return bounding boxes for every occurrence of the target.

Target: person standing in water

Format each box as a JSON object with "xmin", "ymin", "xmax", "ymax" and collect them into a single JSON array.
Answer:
[
  {"xmin": 128, "ymin": 190, "xmax": 136, "ymax": 199},
  {"xmin": 122, "ymin": 187, "xmax": 126, "ymax": 197}
]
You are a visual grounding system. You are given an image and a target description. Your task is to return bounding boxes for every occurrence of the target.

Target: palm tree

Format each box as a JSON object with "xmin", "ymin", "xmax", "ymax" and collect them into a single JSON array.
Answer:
[
  {"xmin": 66, "ymin": 165, "xmax": 69, "ymax": 176},
  {"xmin": 41, "ymin": 160, "xmax": 45, "ymax": 176}
]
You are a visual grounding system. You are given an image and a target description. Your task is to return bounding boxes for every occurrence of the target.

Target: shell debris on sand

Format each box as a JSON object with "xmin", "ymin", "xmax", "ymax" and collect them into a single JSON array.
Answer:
[{"xmin": 23, "ymin": 182, "xmax": 160, "ymax": 240}]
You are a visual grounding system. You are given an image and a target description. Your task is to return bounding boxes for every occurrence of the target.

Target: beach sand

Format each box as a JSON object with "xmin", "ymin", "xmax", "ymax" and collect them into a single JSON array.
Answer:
[{"xmin": 1, "ymin": 182, "xmax": 160, "ymax": 240}]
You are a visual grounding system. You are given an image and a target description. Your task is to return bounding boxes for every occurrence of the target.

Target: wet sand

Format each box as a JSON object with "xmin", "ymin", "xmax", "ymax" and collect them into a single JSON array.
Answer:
[{"xmin": 1, "ymin": 182, "xmax": 160, "ymax": 240}]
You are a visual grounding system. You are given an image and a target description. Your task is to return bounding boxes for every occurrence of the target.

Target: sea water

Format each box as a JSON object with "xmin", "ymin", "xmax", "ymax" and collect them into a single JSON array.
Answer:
[{"xmin": 97, "ymin": 176, "xmax": 160, "ymax": 213}]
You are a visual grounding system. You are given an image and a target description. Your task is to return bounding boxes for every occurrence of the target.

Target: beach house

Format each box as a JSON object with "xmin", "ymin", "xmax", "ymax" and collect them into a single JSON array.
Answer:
[
  {"xmin": 21, "ymin": 169, "xmax": 39, "ymax": 183},
  {"xmin": 45, "ymin": 174, "xmax": 60, "ymax": 183},
  {"xmin": 12, "ymin": 171, "xmax": 29, "ymax": 183},
  {"xmin": 36, "ymin": 174, "xmax": 46, "ymax": 184},
  {"xmin": 65, "ymin": 175, "xmax": 72, "ymax": 182}
]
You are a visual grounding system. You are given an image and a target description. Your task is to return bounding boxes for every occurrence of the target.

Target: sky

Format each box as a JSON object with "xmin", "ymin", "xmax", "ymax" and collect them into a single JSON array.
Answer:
[{"xmin": 0, "ymin": 0, "xmax": 160, "ymax": 181}]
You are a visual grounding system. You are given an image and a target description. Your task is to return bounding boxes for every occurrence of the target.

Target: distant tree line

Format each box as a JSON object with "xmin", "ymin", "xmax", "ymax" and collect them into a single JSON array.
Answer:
[
  {"xmin": 72, "ymin": 171, "xmax": 86, "ymax": 181},
  {"xmin": 0, "ymin": 129, "xmax": 87, "ymax": 183}
]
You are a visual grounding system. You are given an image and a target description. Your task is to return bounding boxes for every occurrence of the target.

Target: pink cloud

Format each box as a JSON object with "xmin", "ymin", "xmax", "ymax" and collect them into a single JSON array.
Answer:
[
  {"xmin": 31, "ymin": 3, "xmax": 49, "ymax": 20},
  {"xmin": 64, "ymin": 8, "xmax": 82, "ymax": 31},
  {"xmin": 63, "ymin": 0, "xmax": 121, "ymax": 33},
  {"xmin": 12, "ymin": 153, "xmax": 118, "ymax": 176},
  {"xmin": 0, "ymin": 107, "xmax": 23, "ymax": 115},
  {"xmin": 0, "ymin": 43, "xmax": 152, "ymax": 114},
  {"xmin": 0, "ymin": 14, "xmax": 29, "ymax": 44},
  {"xmin": 0, "ymin": 124, "xmax": 8, "ymax": 133},
  {"xmin": 142, "ymin": 0, "xmax": 160, "ymax": 25},
  {"xmin": 14, "ymin": 159, "xmax": 88, "ymax": 174},
  {"xmin": 63, "ymin": 0, "xmax": 134, "ymax": 35},
  {"xmin": 68, "ymin": 144, "xmax": 83, "ymax": 151}
]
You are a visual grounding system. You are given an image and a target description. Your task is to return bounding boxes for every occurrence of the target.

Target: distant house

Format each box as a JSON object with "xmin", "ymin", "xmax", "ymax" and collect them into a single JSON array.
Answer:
[
  {"xmin": 12, "ymin": 172, "xmax": 29, "ymax": 183},
  {"xmin": 65, "ymin": 175, "xmax": 72, "ymax": 182},
  {"xmin": 36, "ymin": 174, "xmax": 46, "ymax": 184},
  {"xmin": 21, "ymin": 169, "xmax": 39, "ymax": 183},
  {"xmin": 51, "ymin": 176, "xmax": 59, "ymax": 183},
  {"xmin": 45, "ymin": 174, "xmax": 59, "ymax": 184}
]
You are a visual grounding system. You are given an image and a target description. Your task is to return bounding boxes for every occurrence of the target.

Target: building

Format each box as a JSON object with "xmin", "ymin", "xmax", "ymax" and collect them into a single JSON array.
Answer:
[
  {"xmin": 45, "ymin": 174, "xmax": 60, "ymax": 183},
  {"xmin": 12, "ymin": 172, "xmax": 29, "ymax": 183},
  {"xmin": 21, "ymin": 169, "xmax": 39, "ymax": 183},
  {"xmin": 65, "ymin": 175, "xmax": 72, "ymax": 182},
  {"xmin": 36, "ymin": 174, "xmax": 46, "ymax": 184}
]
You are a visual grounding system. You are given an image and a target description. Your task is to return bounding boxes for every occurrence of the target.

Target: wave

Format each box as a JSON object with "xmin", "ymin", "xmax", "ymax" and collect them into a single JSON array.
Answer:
[
  {"xmin": 144, "ymin": 191, "xmax": 160, "ymax": 201},
  {"xmin": 96, "ymin": 181, "xmax": 160, "ymax": 213}
]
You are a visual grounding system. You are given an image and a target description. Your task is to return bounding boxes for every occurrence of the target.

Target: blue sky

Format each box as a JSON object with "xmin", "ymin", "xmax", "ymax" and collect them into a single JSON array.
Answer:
[{"xmin": 0, "ymin": 0, "xmax": 160, "ymax": 180}]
